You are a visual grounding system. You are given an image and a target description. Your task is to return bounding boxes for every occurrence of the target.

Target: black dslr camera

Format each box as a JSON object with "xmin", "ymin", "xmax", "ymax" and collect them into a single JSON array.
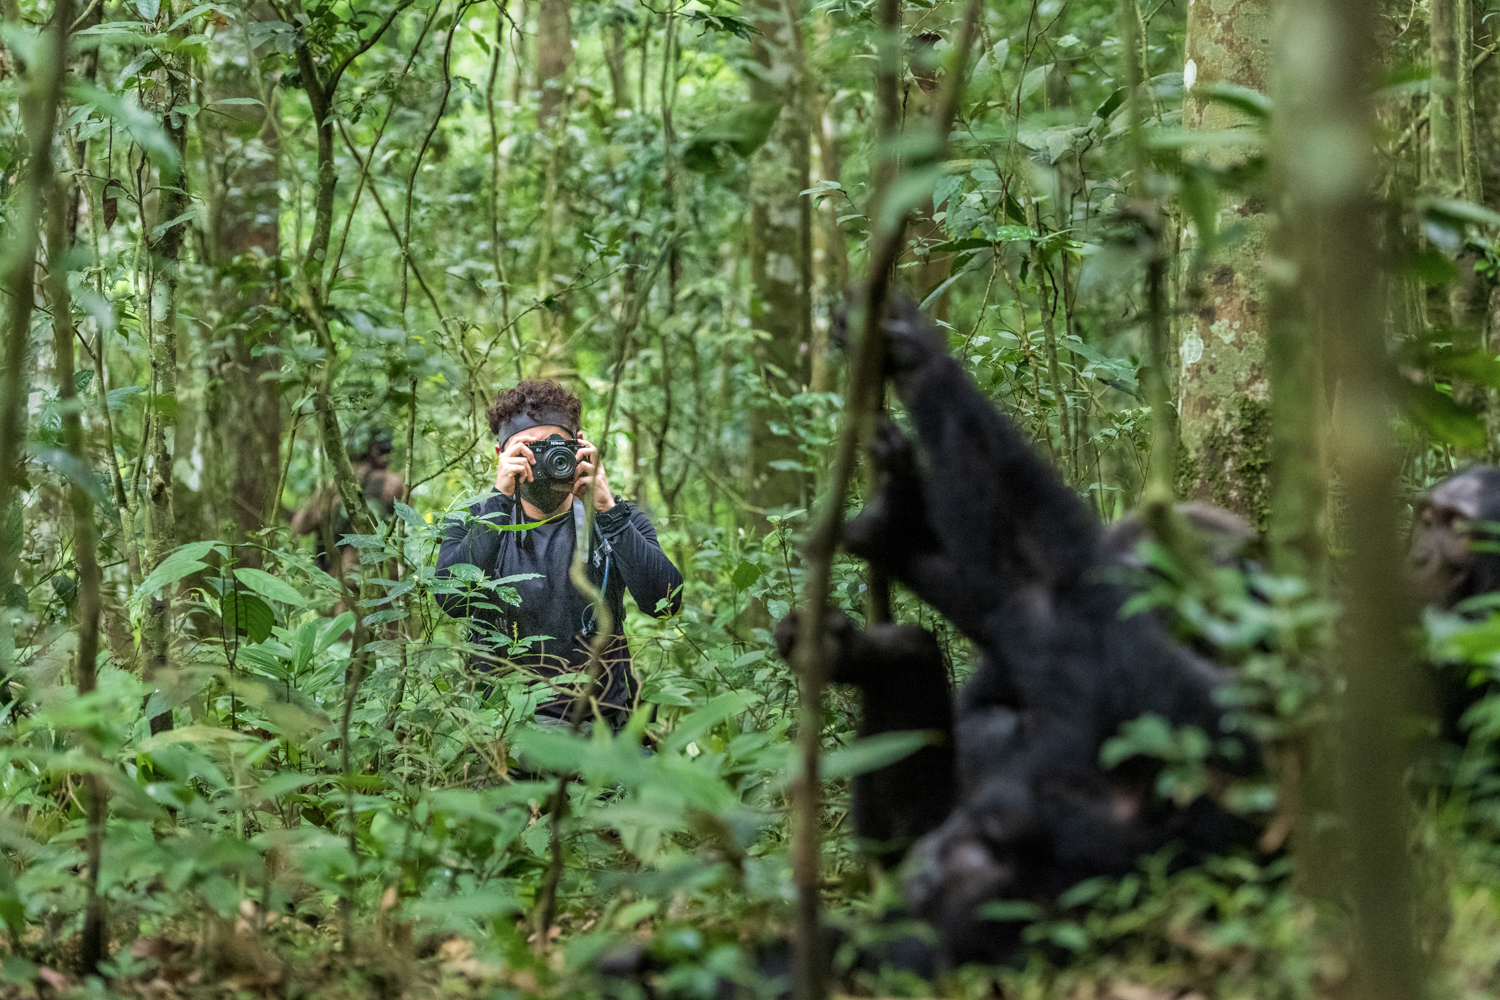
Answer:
[{"xmin": 530, "ymin": 434, "xmax": 579, "ymax": 481}]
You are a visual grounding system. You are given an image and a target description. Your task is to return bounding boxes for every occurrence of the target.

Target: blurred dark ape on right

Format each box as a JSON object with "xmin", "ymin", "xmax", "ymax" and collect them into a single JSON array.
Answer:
[
  {"xmin": 1409, "ymin": 466, "xmax": 1500, "ymax": 744},
  {"xmin": 777, "ymin": 298, "xmax": 1267, "ymax": 971}
]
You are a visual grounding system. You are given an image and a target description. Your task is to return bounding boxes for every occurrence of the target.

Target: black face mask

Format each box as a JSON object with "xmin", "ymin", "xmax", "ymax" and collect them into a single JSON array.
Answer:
[{"xmin": 518, "ymin": 476, "xmax": 572, "ymax": 512}]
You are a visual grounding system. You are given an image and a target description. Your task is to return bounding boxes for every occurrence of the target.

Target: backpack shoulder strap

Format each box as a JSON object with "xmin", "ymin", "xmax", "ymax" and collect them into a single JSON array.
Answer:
[{"xmin": 572, "ymin": 499, "xmax": 609, "ymax": 568}]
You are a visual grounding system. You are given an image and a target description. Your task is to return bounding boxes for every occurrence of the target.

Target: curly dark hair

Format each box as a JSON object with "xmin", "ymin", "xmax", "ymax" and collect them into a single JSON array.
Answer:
[{"xmin": 486, "ymin": 379, "xmax": 582, "ymax": 437}]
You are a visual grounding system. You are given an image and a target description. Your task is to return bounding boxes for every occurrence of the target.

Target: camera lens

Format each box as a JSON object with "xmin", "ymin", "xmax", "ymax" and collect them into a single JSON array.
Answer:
[{"xmin": 543, "ymin": 444, "xmax": 577, "ymax": 480}]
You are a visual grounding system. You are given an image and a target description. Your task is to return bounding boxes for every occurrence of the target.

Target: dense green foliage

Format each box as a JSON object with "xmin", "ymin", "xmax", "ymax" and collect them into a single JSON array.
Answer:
[{"xmin": 8, "ymin": 0, "xmax": 1500, "ymax": 995}]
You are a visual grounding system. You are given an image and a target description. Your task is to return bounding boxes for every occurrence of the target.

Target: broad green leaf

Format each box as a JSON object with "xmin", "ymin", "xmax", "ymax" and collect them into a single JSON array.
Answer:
[
  {"xmin": 234, "ymin": 567, "xmax": 307, "ymax": 606},
  {"xmin": 1401, "ymin": 381, "xmax": 1487, "ymax": 451},
  {"xmin": 30, "ymin": 446, "xmax": 108, "ymax": 505},
  {"xmin": 69, "ymin": 83, "xmax": 179, "ymax": 172},
  {"xmin": 1200, "ymin": 81, "xmax": 1271, "ymax": 121},
  {"xmin": 316, "ymin": 612, "xmax": 355, "ymax": 654},
  {"xmin": 977, "ymin": 899, "xmax": 1043, "ymax": 922},
  {"xmin": 730, "ymin": 560, "xmax": 761, "ymax": 590},
  {"xmin": 134, "ymin": 541, "xmax": 222, "ymax": 608},
  {"xmin": 822, "ymin": 730, "xmax": 934, "ymax": 780},
  {"xmin": 291, "ymin": 618, "xmax": 319, "ymax": 672},
  {"xmin": 220, "ymin": 591, "xmax": 274, "ymax": 645}
]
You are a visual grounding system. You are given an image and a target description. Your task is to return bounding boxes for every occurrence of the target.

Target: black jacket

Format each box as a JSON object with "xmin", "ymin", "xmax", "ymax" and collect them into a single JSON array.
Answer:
[{"xmin": 434, "ymin": 492, "xmax": 683, "ymax": 721}]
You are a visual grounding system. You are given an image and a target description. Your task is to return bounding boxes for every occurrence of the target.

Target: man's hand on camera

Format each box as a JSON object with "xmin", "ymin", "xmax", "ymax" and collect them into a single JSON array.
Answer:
[
  {"xmin": 574, "ymin": 435, "xmax": 616, "ymax": 513},
  {"xmin": 494, "ymin": 438, "xmax": 536, "ymax": 495}
]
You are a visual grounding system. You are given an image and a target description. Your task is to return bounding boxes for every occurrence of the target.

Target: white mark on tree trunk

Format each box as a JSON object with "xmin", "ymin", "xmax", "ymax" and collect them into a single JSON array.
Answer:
[
  {"xmin": 1184, "ymin": 58, "xmax": 1198, "ymax": 91},
  {"xmin": 766, "ymin": 251, "xmax": 799, "ymax": 285},
  {"xmin": 1181, "ymin": 331, "xmax": 1205, "ymax": 366}
]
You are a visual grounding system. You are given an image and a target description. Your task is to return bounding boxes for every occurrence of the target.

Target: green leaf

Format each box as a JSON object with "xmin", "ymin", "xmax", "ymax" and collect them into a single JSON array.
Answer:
[
  {"xmin": 234, "ymin": 567, "xmax": 307, "ymax": 606},
  {"xmin": 730, "ymin": 560, "xmax": 761, "ymax": 590},
  {"xmin": 134, "ymin": 541, "xmax": 222, "ymax": 609},
  {"xmin": 0, "ymin": 860, "xmax": 25, "ymax": 940},
  {"xmin": 1045, "ymin": 921, "xmax": 1090, "ymax": 952},
  {"xmin": 1093, "ymin": 87, "xmax": 1126, "ymax": 122},
  {"xmin": 135, "ymin": 0, "xmax": 159, "ymax": 20},
  {"xmin": 393, "ymin": 500, "xmax": 427, "ymax": 528},
  {"xmin": 929, "ymin": 237, "xmax": 992, "ymax": 253},
  {"xmin": 1200, "ymin": 81, "xmax": 1271, "ymax": 121},
  {"xmin": 879, "ymin": 164, "xmax": 944, "ymax": 233},
  {"xmin": 684, "ymin": 100, "xmax": 783, "ymax": 172},
  {"xmin": 822, "ymin": 730, "xmax": 933, "ymax": 780},
  {"xmin": 221, "ymin": 591, "xmax": 274, "ymax": 644},
  {"xmin": 316, "ymin": 612, "xmax": 355, "ymax": 653},
  {"xmin": 0, "ymin": 583, "xmax": 26, "ymax": 611},
  {"xmin": 1179, "ymin": 165, "xmax": 1219, "ymax": 259},
  {"xmin": 1429, "ymin": 348, "xmax": 1500, "ymax": 389},
  {"xmin": 289, "ymin": 618, "xmax": 318, "ymax": 672},
  {"xmin": 165, "ymin": 1, "xmax": 215, "ymax": 30},
  {"xmin": 29, "ymin": 447, "xmax": 108, "ymax": 506},
  {"xmin": 1401, "ymin": 381, "xmax": 1487, "ymax": 451},
  {"xmin": 1420, "ymin": 195, "xmax": 1500, "ymax": 231},
  {"xmin": 69, "ymin": 83, "xmax": 179, "ymax": 173},
  {"xmin": 977, "ymin": 899, "xmax": 1042, "ymax": 922}
]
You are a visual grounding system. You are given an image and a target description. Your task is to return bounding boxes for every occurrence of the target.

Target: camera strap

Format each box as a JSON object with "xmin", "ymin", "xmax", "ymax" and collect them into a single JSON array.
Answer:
[
  {"xmin": 572, "ymin": 499, "xmax": 613, "ymax": 569},
  {"xmin": 574, "ymin": 499, "xmax": 614, "ymax": 639}
]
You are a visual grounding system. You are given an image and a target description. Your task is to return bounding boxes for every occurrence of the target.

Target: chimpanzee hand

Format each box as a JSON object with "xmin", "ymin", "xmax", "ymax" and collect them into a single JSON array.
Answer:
[{"xmin": 828, "ymin": 292, "xmax": 944, "ymax": 382}]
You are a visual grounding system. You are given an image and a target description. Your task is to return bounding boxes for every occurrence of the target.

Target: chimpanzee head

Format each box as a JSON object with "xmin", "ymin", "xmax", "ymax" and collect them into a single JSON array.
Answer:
[{"xmin": 1409, "ymin": 466, "xmax": 1500, "ymax": 609}]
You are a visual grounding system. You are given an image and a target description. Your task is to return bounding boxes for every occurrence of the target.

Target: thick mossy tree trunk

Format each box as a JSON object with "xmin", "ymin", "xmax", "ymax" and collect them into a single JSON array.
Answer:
[
  {"xmin": 745, "ymin": 0, "xmax": 811, "ymax": 525},
  {"xmin": 1176, "ymin": 0, "xmax": 1273, "ymax": 527},
  {"xmin": 202, "ymin": 6, "xmax": 283, "ymax": 564}
]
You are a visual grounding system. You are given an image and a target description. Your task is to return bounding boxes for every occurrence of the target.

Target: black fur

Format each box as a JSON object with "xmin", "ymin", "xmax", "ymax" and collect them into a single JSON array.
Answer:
[
  {"xmin": 1411, "ymin": 466, "xmax": 1500, "ymax": 743},
  {"xmin": 795, "ymin": 299, "xmax": 1261, "ymax": 968},
  {"xmin": 776, "ymin": 612, "xmax": 956, "ymax": 866}
]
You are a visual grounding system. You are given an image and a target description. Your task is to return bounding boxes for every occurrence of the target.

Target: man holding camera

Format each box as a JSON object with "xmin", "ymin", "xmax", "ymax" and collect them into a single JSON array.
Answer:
[{"xmin": 435, "ymin": 380, "xmax": 683, "ymax": 727}]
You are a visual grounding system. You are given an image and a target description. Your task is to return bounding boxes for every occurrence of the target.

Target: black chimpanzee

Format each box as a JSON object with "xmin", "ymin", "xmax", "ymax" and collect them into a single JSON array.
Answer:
[
  {"xmin": 777, "ymin": 299, "xmax": 1262, "ymax": 969},
  {"xmin": 1409, "ymin": 466, "xmax": 1500, "ymax": 744},
  {"xmin": 1410, "ymin": 466, "xmax": 1500, "ymax": 610}
]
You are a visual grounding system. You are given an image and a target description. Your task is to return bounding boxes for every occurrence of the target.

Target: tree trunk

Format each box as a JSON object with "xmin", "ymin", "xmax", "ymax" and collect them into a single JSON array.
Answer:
[
  {"xmin": 1278, "ymin": 0, "xmax": 1426, "ymax": 992},
  {"xmin": 0, "ymin": 0, "xmax": 68, "ymax": 691},
  {"xmin": 1176, "ymin": 0, "xmax": 1273, "ymax": 528},
  {"xmin": 1430, "ymin": 0, "xmax": 1464, "ymax": 198},
  {"xmin": 46, "ymin": 61, "xmax": 105, "ymax": 967},
  {"xmin": 745, "ymin": 0, "xmax": 810, "ymax": 524},
  {"xmin": 202, "ymin": 6, "xmax": 283, "ymax": 564},
  {"xmin": 142, "ymin": 54, "xmax": 191, "ymax": 735},
  {"xmin": 536, "ymin": 0, "xmax": 572, "ymax": 124},
  {"xmin": 534, "ymin": 0, "xmax": 572, "ymax": 361},
  {"xmin": 604, "ymin": 19, "xmax": 631, "ymax": 111}
]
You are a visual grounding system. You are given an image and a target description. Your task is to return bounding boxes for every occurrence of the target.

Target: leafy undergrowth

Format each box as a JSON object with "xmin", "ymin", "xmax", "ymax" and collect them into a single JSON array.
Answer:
[{"xmin": 8, "ymin": 517, "xmax": 1500, "ymax": 999}]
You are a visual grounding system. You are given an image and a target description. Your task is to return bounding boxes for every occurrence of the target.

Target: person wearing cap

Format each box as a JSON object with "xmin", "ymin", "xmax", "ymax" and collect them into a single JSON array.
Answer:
[{"xmin": 434, "ymin": 379, "xmax": 683, "ymax": 727}]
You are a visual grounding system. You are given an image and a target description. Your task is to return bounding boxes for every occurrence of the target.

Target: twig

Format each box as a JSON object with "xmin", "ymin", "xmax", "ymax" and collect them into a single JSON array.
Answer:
[{"xmin": 788, "ymin": 1, "xmax": 983, "ymax": 997}]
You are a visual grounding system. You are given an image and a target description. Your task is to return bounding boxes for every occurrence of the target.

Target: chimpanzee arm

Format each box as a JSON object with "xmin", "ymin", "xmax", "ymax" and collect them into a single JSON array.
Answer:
[
  {"xmin": 597, "ymin": 501, "xmax": 685, "ymax": 618},
  {"xmin": 776, "ymin": 612, "xmax": 957, "ymax": 865},
  {"xmin": 882, "ymin": 300, "xmax": 1102, "ymax": 598}
]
